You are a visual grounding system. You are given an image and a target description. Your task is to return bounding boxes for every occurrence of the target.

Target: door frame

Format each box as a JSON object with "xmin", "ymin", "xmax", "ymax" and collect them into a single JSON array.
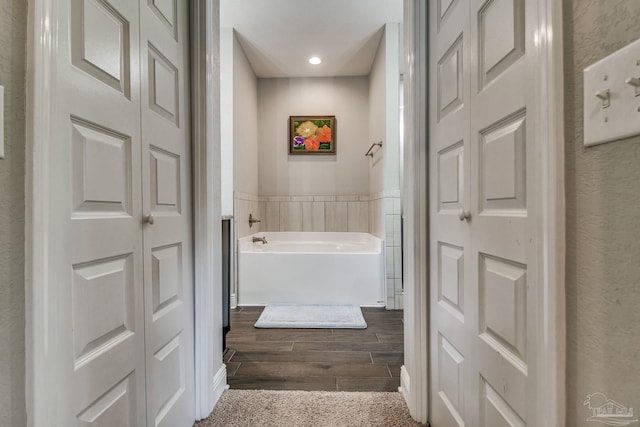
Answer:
[
  {"xmin": 401, "ymin": 0, "xmax": 566, "ymax": 425},
  {"xmin": 25, "ymin": 0, "xmax": 59, "ymax": 423},
  {"xmin": 25, "ymin": 0, "xmax": 224, "ymax": 424},
  {"xmin": 190, "ymin": 0, "xmax": 227, "ymax": 420},
  {"xmin": 400, "ymin": 0, "xmax": 429, "ymax": 423}
]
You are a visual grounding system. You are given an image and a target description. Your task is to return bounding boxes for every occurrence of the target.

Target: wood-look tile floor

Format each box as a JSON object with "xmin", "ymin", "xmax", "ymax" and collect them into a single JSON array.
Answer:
[{"xmin": 225, "ymin": 306, "xmax": 404, "ymax": 392}]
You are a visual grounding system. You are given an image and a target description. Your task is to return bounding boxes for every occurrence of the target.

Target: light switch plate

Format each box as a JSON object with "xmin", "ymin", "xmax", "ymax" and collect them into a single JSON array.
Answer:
[
  {"xmin": 583, "ymin": 37, "xmax": 640, "ymax": 147},
  {"xmin": 0, "ymin": 85, "xmax": 4, "ymax": 159}
]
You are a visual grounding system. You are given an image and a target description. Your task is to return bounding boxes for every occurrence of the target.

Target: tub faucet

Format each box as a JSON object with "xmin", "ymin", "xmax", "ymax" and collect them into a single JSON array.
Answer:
[{"xmin": 252, "ymin": 236, "xmax": 268, "ymax": 244}]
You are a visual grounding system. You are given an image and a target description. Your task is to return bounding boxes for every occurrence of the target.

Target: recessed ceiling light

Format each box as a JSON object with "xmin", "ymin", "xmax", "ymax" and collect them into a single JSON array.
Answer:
[{"xmin": 309, "ymin": 56, "xmax": 322, "ymax": 65}]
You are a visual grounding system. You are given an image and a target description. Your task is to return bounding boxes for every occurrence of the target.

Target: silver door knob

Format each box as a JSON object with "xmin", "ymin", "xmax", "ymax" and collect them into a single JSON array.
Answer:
[
  {"xmin": 459, "ymin": 210, "xmax": 471, "ymax": 222},
  {"xmin": 145, "ymin": 214, "xmax": 155, "ymax": 225}
]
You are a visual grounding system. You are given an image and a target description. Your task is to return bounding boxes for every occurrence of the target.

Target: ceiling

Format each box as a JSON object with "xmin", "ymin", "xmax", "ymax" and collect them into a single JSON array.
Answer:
[{"xmin": 220, "ymin": 0, "xmax": 403, "ymax": 78}]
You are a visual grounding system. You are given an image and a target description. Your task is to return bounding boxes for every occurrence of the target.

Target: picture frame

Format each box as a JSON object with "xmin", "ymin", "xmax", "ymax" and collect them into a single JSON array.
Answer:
[{"xmin": 289, "ymin": 115, "xmax": 336, "ymax": 155}]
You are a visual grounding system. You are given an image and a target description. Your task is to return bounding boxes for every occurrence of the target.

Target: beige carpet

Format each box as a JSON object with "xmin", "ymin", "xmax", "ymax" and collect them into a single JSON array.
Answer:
[{"xmin": 195, "ymin": 389, "xmax": 425, "ymax": 427}]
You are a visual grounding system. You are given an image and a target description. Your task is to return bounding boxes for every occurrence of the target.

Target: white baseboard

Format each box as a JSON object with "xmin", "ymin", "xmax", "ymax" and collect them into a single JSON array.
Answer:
[
  {"xmin": 196, "ymin": 363, "xmax": 227, "ymax": 421},
  {"xmin": 400, "ymin": 365, "xmax": 410, "ymax": 398},
  {"xmin": 210, "ymin": 364, "xmax": 228, "ymax": 414},
  {"xmin": 230, "ymin": 293, "xmax": 237, "ymax": 309}
]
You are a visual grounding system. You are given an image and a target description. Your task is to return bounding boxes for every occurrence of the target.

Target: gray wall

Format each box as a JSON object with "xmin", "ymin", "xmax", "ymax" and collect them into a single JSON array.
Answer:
[
  {"xmin": 233, "ymin": 31, "xmax": 259, "ymax": 197},
  {"xmin": 257, "ymin": 76, "xmax": 370, "ymax": 197},
  {"xmin": 368, "ymin": 23, "xmax": 401, "ymax": 197},
  {"xmin": 369, "ymin": 27, "xmax": 387, "ymax": 196},
  {"xmin": 0, "ymin": 0, "xmax": 26, "ymax": 425},
  {"xmin": 564, "ymin": 1, "xmax": 640, "ymax": 425}
]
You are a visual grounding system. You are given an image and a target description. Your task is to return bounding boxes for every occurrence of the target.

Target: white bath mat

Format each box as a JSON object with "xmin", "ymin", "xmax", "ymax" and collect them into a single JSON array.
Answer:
[{"xmin": 254, "ymin": 304, "xmax": 367, "ymax": 329}]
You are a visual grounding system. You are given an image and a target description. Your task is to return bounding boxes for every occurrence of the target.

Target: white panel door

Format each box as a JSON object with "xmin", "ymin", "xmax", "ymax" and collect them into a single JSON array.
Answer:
[
  {"xmin": 429, "ymin": 1, "xmax": 471, "ymax": 425},
  {"xmin": 65, "ymin": 0, "xmax": 146, "ymax": 425},
  {"xmin": 429, "ymin": 0, "xmax": 539, "ymax": 425},
  {"xmin": 140, "ymin": 0, "xmax": 195, "ymax": 426},
  {"xmin": 45, "ymin": 0, "xmax": 194, "ymax": 425}
]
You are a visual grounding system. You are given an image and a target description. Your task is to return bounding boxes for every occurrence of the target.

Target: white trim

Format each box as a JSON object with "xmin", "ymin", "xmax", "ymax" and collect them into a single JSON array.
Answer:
[
  {"xmin": 533, "ymin": 0, "xmax": 566, "ymax": 424},
  {"xmin": 399, "ymin": 365, "xmax": 411, "ymax": 398},
  {"xmin": 401, "ymin": 0, "xmax": 429, "ymax": 424},
  {"xmin": 230, "ymin": 294, "xmax": 237, "ymax": 309},
  {"xmin": 212, "ymin": 364, "xmax": 229, "ymax": 409},
  {"xmin": 25, "ymin": 0, "xmax": 59, "ymax": 425},
  {"xmin": 192, "ymin": 0, "xmax": 224, "ymax": 421}
]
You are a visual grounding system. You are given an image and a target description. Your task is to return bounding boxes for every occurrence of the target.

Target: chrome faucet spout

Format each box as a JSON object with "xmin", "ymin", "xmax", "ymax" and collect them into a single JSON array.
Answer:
[{"xmin": 252, "ymin": 236, "xmax": 268, "ymax": 244}]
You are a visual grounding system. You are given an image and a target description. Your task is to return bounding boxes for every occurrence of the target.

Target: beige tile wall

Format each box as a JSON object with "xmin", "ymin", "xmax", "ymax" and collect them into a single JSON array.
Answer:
[
  {"xmin": 234, "ymin": 192, "xmax": 261, "ymax": 238},
  {"xmin": 259, "ymin": 195, "xmax": 370, "ymax": 233},
  {"xmin": 232, "ymin": 192, "xmax": 261, "ymax": 307},
  {"xmin": 370, "ymin": 191, "xmax": 403, "ymax": 309}
]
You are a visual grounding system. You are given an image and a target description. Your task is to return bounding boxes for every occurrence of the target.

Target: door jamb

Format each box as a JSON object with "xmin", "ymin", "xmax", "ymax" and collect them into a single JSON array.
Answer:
[
  {"xmin": 25, "ymin": 0, "xmax": 60, "ymax": 424},
  {"xmin": 191, "ymin": 0, "xmax": 226, "ymax": 420},
  {"xmin": 532, "ymin": 1, "xmax": 566, "ymax": 425},
  {"xmin": 401, "ymin": 0, "xmax": 566, "ymax": 425},
  {"xmin": 400, "ymin": 0, "xmax": 429, "ymax": 424}
]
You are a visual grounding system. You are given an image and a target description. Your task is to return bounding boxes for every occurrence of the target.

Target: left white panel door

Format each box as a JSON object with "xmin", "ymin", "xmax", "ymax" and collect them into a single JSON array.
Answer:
[
  {"xmin": 64, "ymin": 0, "xmax": 146, "ymax": 425},
  {"xmin": 43, "ymin": 0, "xmax": 195, "ymax": 425}
]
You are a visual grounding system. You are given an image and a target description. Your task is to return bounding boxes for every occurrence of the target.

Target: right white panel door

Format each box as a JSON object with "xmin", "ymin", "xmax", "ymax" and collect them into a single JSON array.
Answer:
[
  {"xmin": 429, "ymin": 0, "xmax": 539, "ymax": 425},
  {"xmin": 140, "ymin": 1, "xmax": 194, "ymax": 426}
]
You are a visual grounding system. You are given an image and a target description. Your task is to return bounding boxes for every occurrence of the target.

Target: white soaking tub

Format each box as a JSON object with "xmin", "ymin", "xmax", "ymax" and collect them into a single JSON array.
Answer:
[{"xmin": 237, "ymin": 232, "xmax": 385, "ymax": 307}]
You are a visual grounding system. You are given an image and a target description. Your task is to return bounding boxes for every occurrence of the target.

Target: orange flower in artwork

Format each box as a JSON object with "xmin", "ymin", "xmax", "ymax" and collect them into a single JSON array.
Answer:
[
  {"xmin": 304, "ymin": 136, "xmax": 320, "ymax": 151},
  {"xmin": 316, "ymin": 125, "xmax": 332, "ymax": 143}
]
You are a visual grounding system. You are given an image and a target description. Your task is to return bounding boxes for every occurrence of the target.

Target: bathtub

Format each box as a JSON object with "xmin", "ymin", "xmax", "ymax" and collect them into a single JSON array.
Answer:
[{"xmin": 237, "ymin": 232, "xmax": 385, "ymax": 307}]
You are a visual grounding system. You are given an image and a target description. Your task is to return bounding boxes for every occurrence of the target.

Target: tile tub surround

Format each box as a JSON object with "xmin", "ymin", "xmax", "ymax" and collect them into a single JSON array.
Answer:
[
  {"xmin": 259, "ymin": 195, "xmax": 370, "ymax": 233},
  {"xmin": 235, "ymin": 192, "xmax": 403, "ymax": 309},
  {"xmin": 232, "ymin": 192, "xmax": 261, "ymax": 308},
  {"xmin": 234, "ymin": 192, "xmax": 261, "ymax": 238},
  {"xmin": 225, "ymin": 307, "xmax": 404, "ymax": 392},
  {"xmin": 370, "ymin": 192, "xmax": 403, "ymax": 309}
]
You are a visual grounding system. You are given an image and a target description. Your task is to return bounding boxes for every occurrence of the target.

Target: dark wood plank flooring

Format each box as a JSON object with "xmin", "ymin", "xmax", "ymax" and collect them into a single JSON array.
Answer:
[{"xmin": 225, "ymin": 307, "xmax": 404, "ymax": 392}]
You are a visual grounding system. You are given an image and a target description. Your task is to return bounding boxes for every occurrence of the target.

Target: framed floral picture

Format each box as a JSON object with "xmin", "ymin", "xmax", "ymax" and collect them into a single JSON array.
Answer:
[{"xmin": 289, "ymin": 115, "xmax": 336, "ymax": 155}]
